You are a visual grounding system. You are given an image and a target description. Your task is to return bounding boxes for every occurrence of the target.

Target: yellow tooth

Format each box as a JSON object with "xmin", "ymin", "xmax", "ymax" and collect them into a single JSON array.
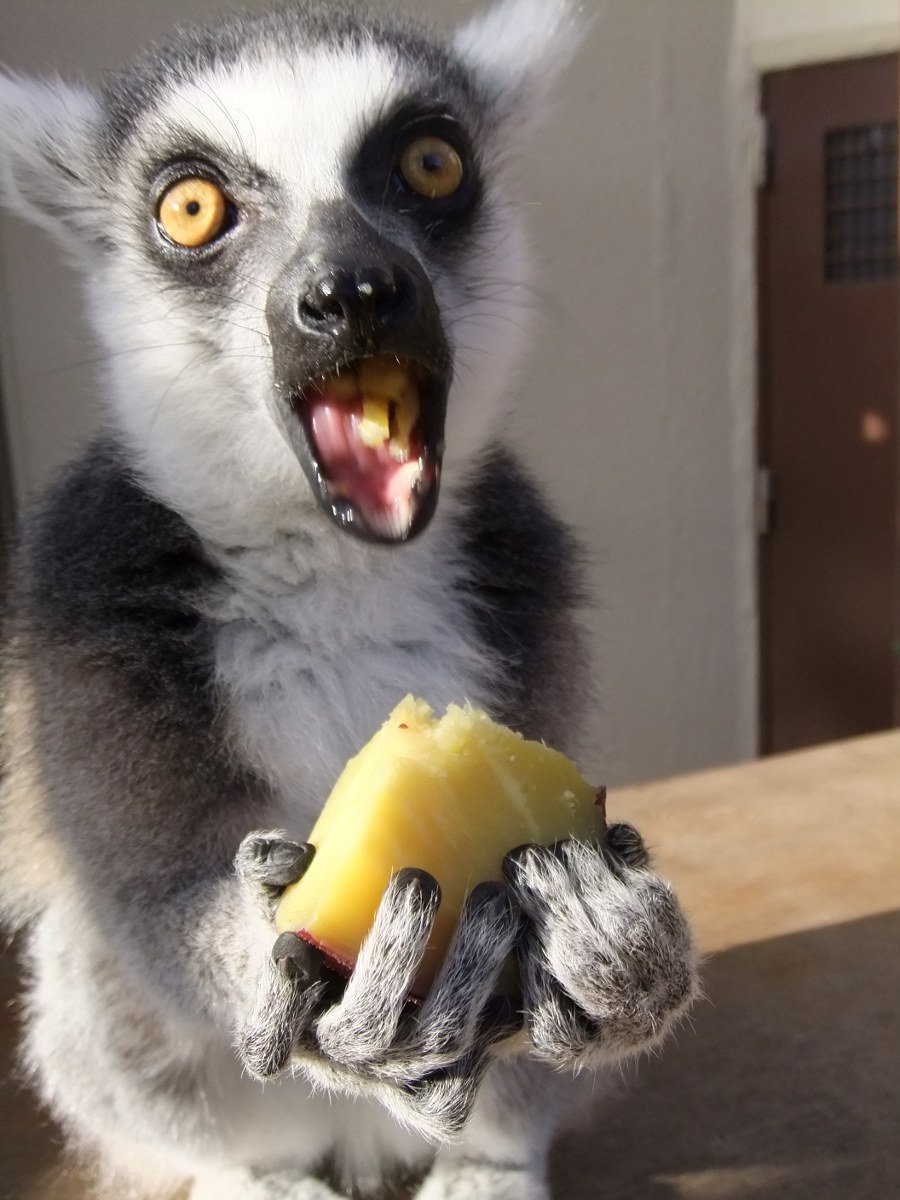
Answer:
[
  {"xmin": 358, "ymin": 397, "xmax": 392, "ymax": 448},
  {"xmin": 358, "ymin": 358, "xmax": 415, "ymax": 403},
  {"xmin": 358, "ymin": 358, "xmax": 421, "ymax": 455},
  {"xmin": 389, "ymin": 394, "xmax": 420, "ymax": 457}
]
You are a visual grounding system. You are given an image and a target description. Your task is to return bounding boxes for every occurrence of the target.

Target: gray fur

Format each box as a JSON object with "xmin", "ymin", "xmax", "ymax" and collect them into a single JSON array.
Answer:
[
  {"xmin": 416, "ymin": 1160, "xmax": 549, "ymax": 1200},
  {"xmin": 504, "ymin": 833, "xmax": 697, "ymax": 1066},
  {"xmin": 100, "ymin": 2, "xmax": 483, "ymax": 159},
  {"xmin": 191, "ymin": 1169, "xmax": 343, "ymax": 1200},
  {"xmin": 0, "ymin": 1, "xmax": 697, "ymax": 1196}
]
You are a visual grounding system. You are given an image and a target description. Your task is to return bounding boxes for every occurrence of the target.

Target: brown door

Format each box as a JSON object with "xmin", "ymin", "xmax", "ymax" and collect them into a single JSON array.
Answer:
[{"xmin": 758, "ymin": 56, "xmax": 899, "ymax": 754}]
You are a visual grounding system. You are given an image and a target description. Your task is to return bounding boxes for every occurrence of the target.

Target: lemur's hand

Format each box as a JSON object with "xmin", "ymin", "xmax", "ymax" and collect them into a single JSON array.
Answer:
[
  {"xmin": 233, "ymin": 831, "xmax": 522, "ymax": 1142},
  {"xmin": 502, "ymin": 826, "xmax": 697, "ymax": 1068}
]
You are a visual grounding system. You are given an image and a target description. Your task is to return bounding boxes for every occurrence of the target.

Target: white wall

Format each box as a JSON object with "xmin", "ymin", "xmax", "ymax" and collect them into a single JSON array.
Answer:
[
  {"xmin": 746, "ymin": 0, "xmax": 900, "ymax": 70},
  {"xmin": 0, "ymin": 0, "xmax": 759, "ymax": 785}
]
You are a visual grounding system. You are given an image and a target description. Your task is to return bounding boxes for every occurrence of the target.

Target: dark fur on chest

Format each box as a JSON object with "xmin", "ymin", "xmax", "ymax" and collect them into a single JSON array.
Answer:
[
  {"xmin": 4, "ymin": 441, "xmax": 248, "ymax": 905},
  {"xmin": 14, "ymin": 437, "xmax": 583, "ymax": 740},
  {"xmin": 15, "ymin": 437, "xmax": 220, "ymax": 732},
  {"xmin": 459, "ymin": 447, "xmax": 587, "ymax": 745}
]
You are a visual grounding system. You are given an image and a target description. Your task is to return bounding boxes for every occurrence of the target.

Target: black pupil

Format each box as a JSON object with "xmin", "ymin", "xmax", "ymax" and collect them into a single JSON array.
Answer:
[
  {"xmin": 186, "ymin": 200, "xmax": 201, "ymax": 215},
  {"xmin": 422, "ymin": 152, "xmax": 444, "ymax": 175}
]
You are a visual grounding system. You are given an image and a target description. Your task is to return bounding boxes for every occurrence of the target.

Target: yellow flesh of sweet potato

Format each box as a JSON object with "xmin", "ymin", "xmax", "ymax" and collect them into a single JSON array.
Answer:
[{"xmin": 275, "ymin": 696, "xmax": 602, "ymax": 996}]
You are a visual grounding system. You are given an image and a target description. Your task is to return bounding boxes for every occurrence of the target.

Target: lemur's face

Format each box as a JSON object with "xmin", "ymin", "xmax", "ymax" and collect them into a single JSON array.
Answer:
[
  {"xmin": 0, "ymin": 2, "xmax": 575, "ymax": 544},
  {"xmin": 106, "ymin": 36, "xmax": 491, "ymax": 545}
]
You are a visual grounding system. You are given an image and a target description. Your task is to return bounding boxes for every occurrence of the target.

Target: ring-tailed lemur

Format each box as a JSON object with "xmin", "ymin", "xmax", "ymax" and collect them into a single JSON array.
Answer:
[{"xmin": 0, "ymin": 3, "xmax": 697, "ymax": 1197}]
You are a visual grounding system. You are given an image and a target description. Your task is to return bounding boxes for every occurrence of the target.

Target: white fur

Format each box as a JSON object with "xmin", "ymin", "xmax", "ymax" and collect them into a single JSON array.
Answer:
[
  {"xmin": 454, "ymin": 0, "xmax": 582, "ymax": 121},
  {"xmin": 0, "ymin": 72, "xmax": 102, "ymax": 249},
  {"xmin": 206, "ymin": 506, "xmax": 500, "ymax": 822},
  {"xmin": 416, "ymin": 1162, "xmax": 549, "ymax": 1200},
  {"xmin": 26, "ymin": 897, "xmax": 431, "ymax": 1194}
]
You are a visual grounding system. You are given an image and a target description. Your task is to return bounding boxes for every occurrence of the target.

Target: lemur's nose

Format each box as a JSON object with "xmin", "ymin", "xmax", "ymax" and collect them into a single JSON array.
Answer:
[
  {"xmin": 299, "ymin": 264, "xmax": 410, "ymax": 333},
  {"xmin": 267, "ymin": 204, "xmax": 445, "ymax": 376}
]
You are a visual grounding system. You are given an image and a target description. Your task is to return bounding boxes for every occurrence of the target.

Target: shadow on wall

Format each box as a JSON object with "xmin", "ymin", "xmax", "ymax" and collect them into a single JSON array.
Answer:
[{"xmin": 2, "ymin": 912, "xmax": 899, "ymax": 1199}]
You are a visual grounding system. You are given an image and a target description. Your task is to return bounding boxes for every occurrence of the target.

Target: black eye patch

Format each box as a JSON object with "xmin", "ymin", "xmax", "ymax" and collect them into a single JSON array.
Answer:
[{"xmin": 349, "ymin": 101, "xmax": 483, "ymax": 248}]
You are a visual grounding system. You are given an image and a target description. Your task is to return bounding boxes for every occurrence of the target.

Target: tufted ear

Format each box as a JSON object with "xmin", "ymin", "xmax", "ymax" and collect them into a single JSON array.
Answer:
[
  {"xmin": 0, "ymin": 73, "xmax": 106, "ymax": 250},
  {"xmin": 453, "ymin": 0, "xmax": 583, "ymax": 126}
]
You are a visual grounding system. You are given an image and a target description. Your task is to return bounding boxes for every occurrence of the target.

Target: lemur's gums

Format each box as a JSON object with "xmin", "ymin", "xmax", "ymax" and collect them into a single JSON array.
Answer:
[{"xmin": 0, "ymin": 3, "xmax": 698, "ymax": 1198}]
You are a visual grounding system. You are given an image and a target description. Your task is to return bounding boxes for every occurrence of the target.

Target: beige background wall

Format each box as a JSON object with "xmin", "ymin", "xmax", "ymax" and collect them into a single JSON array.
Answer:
[
  {"xmin": 746, "ymin": 0, "xmax": 899, "ymax": 70},
  {"xmin": 0, "ymin": 0, "xmax": 759, "ymax": 785}
]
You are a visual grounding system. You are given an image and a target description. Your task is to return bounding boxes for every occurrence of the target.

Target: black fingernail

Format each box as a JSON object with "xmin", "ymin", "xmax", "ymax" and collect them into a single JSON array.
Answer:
[
  {"xmin": 501, "ymin": 844, "xmax": 536, "ymax": 884},
  {"xmin": 395, "ymin": 867, "xmax": 442, "ymax": 910},
  {"xmin": 272, "ymin": 931, "xmax": 329, "ymax": 988},
  {"xmin": 266, "ymin": 842, "xmax": 315, "ymax": 885},
  {"xmin": 605, "ymin": 822, "xmax": 649, "ymax": 867},
  {"xmin": 467, "ymin": 880, "xmax": 509, "ymax": 912}
]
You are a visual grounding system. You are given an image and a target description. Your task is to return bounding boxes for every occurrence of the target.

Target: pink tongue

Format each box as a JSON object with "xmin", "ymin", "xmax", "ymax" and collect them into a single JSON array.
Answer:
[{"xmin": 308, "ymin": 399, "xmax": 420, "ymax": 512}]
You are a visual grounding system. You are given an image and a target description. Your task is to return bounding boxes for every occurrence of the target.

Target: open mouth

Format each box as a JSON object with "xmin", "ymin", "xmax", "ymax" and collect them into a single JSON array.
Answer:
[{"xmin": 295, "ymin": 355, "xmax": 446, "ymax": 543}]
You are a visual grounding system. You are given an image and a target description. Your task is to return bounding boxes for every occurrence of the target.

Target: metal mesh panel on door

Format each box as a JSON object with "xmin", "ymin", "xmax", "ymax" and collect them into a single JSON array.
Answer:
[{"xmin": 824, "ymin": 122, "xmax": 898, "ymax": 282}]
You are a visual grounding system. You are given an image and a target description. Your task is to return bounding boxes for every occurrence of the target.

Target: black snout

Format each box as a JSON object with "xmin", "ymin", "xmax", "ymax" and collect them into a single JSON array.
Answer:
[
  {"xmin": 300, "ymin": 263, "xmax": 411, "ymax": 335},
  {"xmin": 266, "ymin": 201, "xmax": 452, "ymax": 544},
  {"xmin": 268, "ymin": 201, "xmax": 449, "ymax": 375}
]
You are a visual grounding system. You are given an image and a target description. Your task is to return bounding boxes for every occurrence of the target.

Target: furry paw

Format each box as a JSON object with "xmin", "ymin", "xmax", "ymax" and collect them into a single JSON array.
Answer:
[
  {"xmin": 310, "ymin": 872, "xmax": 522, "ymax": 1140},
  {"xmin": 233, "ymin": 831, "xmax": 325, "ymax": 1079},
  {"xmin": 237, "ymin": 864, "xmax": 522, "ymax": 1142},
  {"xmin": 503, "ymin": 827, "xmax": 697, "ymax": 1067}
]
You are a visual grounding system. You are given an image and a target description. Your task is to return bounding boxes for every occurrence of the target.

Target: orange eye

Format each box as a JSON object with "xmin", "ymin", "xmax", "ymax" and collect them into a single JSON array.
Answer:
[
  {"xmin": 157, "ymin": 177, "xmax": 229, "ymax": 247},
  {"xmin": 399, "ymin": 136, "xmax": 464, "ymax": 200}
]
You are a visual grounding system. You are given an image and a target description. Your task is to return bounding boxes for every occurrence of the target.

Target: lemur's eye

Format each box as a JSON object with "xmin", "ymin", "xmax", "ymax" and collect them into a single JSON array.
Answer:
[
  {"xmin": 398, "ymin": 136, "xmax": 464, "ymax": 200},
  {"xmin": 157, "ymin": 177, "xmax": 229, "ymax": 247}
]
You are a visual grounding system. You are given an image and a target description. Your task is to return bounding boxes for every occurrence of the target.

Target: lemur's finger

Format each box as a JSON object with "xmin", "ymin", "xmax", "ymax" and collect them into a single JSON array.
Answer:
[
  {"xmin": 314, "ymin": 868, "xmax": 441, "ymax": 1065},
  {"xmin": 236, "ymin": 831, "xmax": 315, "ymax": 913},
  {"xmin": 415, "ymin": 881, "xmax": 521, "ymax": 1060},
  {"xmin": 259, "ymin": 840, "xmax": 316, "ymax": 889},
  {"xmin": 400, "ymin": 987, "xmax": 522, "ymax": 1140},
  {"xmin": 238, "ymin": 956, "xmax": 327, "ymax": 1081},
  {"xmin": 502, "ymin": 840, "xmax": 624, "ymax": 1001},
  {"xmin": 502, "ymin": 841, "xmax": 596, "ymax": 926},
  {"xmin": 381, "ymin": 1028, "xmax": 496, "ymax": 1144},
  {"xmin": 370, "ymin": 883, "xmax": 521, "ymax": 1086},
  {"xmin": 505, "ymin": 837, "xmax": 642, "ymax": 928},
  {"xmin": 516, "ymin": 925, "xmax": 601, "ymax": 1065},
  {"xmin": 272, "ymin": 931, "xmax": 339, "ymax": 995},
  {"xmin": 604, "ymin": 823, "xmax": 651, "ymax": 870}
]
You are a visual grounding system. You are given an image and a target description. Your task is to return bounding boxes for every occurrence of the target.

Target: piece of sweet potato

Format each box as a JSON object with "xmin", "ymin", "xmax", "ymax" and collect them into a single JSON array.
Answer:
[{"xmin": 275, "ymin": 695, "xmax": 603, "ymax": 995}]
